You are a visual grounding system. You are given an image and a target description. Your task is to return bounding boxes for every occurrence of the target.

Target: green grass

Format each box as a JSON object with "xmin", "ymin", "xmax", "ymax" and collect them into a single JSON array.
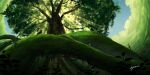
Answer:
[{"xmin": 1, "ymin": 31, "xmax": 144, "ymax": 75}]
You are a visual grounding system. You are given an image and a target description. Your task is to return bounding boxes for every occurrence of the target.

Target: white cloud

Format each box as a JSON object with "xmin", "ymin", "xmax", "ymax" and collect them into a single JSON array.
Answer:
[{"xmin": 112, "ymin": 0, "xmax": 150, "ymax": 51}]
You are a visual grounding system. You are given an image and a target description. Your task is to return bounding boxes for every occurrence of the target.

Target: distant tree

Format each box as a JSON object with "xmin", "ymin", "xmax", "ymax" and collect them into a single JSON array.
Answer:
[{"xmin": 3, "ymin": 0, "xmax": 119, "ymax": 36}]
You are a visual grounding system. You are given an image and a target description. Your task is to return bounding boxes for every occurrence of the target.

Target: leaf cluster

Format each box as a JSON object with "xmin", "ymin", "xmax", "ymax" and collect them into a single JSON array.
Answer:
[{"xmin": 3, "ymin": 0, "xmax": 119, "ymax": 36}]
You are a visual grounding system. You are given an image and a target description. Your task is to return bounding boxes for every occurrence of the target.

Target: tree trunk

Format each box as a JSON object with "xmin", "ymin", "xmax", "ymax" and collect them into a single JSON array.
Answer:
[
  {"xmin": 46, "ymin": 13, "xmax": 69, "ymax": 75},
  {"xmin": 47, "ymin": 14, "xmax": 65, "ymax": 34}
]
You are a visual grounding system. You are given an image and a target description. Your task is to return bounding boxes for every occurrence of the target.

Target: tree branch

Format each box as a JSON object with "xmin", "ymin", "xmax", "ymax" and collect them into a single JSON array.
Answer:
[
  {"xmin": 32, "ymin": 4, "xmax": 50, "ymax": 19},
  {"xmin": 49, "ymin": 0, "xmax": 55, "ymax": 13},
  {"xmin": 41, "ymin": 0, "xmax": 52, "ymax": 14},
  {"xmin": 56, "ymin": 0, "xmax": 63, "ymax": 14},
  {"xmin": 54, "ymin": 0, "xmax": 59, "ymax": 4},
  {"xmin": 38, "ymin": 19, "xmax": 47, "ymax": 25},
  {"xmin": 61, "ymin": 5, "xmax": 80, "ymax": 19},
  {"xmin": 62, "ymin": 0, "xmax": 69, "ymax": 4},
  {"xmin": 32, "ymin": 16, "xmax": 45, "ymax": 20}
]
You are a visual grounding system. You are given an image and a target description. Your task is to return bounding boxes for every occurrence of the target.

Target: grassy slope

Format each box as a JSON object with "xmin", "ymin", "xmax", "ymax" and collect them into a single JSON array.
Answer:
[
  {"xmin": 4, "ymin": 34, "xmax": 122, "ymax": 75},
  {"xmin": 67, "ymin": 31, "xmax": 141, "ymax": 59},
  {"xmin": 2, "ymin": 32, "xmax": 144, "ymax": 75}
]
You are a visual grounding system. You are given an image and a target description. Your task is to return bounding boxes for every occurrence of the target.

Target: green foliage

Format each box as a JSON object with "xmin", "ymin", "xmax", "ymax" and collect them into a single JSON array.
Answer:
[
  {"xmin": 0, "ymin": 35, "xmax": 20, "ymax": 41},
  {"xmin": 77, "ymin": 0, "xmax": 119, "ymax": 35},
  {"xmin": 3, "ymin": 1, "xmax": 37, "ymax": 35},
  {"xmin": 0, "ymin": 40, "xmax": 12, "ymax": 51},
  {"xmin": 3, "ymin": 0, "xmax": 119, "ymax": 36},
  {"xmin": 0, "ymin": 34, "xmax": 20, "ymax": 51}
]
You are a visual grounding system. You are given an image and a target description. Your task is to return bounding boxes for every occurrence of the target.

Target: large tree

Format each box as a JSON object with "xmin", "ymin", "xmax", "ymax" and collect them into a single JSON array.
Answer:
[
  {"xmin": 1, "ymin": 1, "xmax": 120, "ymax": 74},
  {"xmin": 3, "ymin": 0, "xmax": 119, "ymax": 36}
]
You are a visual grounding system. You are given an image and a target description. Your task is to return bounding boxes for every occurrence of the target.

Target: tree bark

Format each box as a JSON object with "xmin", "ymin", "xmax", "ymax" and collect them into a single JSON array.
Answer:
[{"xmin": 47, "ymin": 14, "xmax": 65, "ymax": 34}]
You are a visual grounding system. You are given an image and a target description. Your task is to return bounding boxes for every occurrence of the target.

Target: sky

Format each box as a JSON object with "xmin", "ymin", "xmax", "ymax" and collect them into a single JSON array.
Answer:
[
  {"xmin": 5, "ymin": 17, "xmax": 13, "ymax": 34},
  {"xmin": 112, "ymin": 0, "xmax": 150, "ymax": 53},
  {"xmin": 109, "ymin": 0, "xmax": 131, "ymax": 37}
]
